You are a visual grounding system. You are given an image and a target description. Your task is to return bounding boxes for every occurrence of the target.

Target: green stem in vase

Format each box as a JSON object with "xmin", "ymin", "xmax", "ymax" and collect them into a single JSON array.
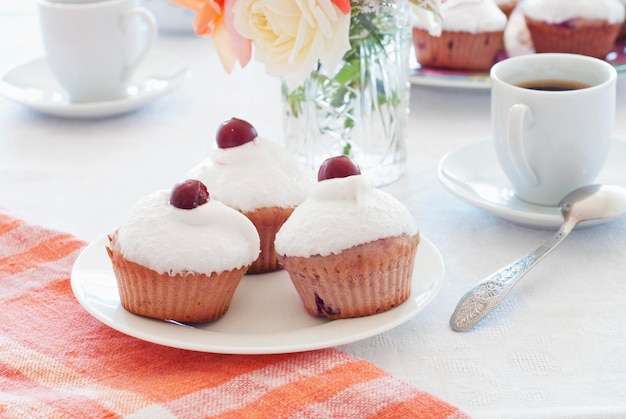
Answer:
[{"xmin": 283, "ymin": 0, "xmax": 404, "ymax": 157}]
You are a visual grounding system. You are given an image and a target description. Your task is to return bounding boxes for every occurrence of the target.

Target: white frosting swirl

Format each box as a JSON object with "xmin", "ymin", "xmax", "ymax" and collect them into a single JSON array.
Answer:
[
  {"xmin": 414, "ymin": 0, "xmax": 507, "ymax": 34},
  {"xmin": 117, "ymin": 190, "xmax": 260, "ymax": 275},
  {"xmin": 188, "ymin": 138, "xmax": 316, "ymax": 213},
  {"xmin": 274, "ymin": 175, "xmax": 418, "ymax": 257},
  {"xmin": 521, "ymin": 0, "xmax": 625, "ymax": 24}
]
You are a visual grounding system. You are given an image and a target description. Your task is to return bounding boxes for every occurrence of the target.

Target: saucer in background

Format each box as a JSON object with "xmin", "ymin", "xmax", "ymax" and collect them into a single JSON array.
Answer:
[{"xmin": 0, "ymin": 49, "xmax": 190, "ymax": 119}]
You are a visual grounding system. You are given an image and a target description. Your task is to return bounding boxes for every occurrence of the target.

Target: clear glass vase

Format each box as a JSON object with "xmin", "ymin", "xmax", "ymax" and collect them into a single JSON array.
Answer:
[{"xmin": 282, "ymin": 0, "xmax": 412, "ymax": 186}]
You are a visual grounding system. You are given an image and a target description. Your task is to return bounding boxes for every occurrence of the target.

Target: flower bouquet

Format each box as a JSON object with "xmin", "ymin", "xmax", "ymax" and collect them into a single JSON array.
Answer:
[{"xmin": 169, "ymin": 0, "xmax": 441, "ymax": 185}]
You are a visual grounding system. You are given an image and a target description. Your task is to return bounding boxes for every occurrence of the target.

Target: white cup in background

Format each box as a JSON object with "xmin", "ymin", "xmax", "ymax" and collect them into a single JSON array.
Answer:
[
  {"xmin": 139, "ymin": 0, "xmax": 194, "ymax": 34},
  {"xmin": 38, "ymin": 0, "xmax": 157, "ymax": 103},
  {"xmin": 491, "ymin": 53, "xmax": 617, "ymax": 206}
]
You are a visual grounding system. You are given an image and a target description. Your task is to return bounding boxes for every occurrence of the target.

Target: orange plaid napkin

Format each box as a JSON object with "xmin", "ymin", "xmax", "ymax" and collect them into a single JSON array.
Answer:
[{"xmin": 0, "ymin": 214, "xmax": 469, "ymax": 418}]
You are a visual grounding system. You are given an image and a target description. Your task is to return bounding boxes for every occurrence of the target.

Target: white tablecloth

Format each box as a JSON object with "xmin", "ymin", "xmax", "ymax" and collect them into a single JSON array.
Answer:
[{"xmin": 2, "ymin": 3, "xmax": 626, "ymax": 418}]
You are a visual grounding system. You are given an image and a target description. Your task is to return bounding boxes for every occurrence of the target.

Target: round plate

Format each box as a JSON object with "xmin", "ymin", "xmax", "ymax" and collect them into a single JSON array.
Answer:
[
  {"xmin": 71, "ymin": 235, "xmax": 444, "ymax": 354},
  {"xmin": 410, "ymin": 64, "xmax": 493, "ymax": 90},
  {"xmin": 0, "ymin": 49, "xmax": 189, "ymax": 118},
  {"xmin": 410, "ymin": 8, "xmax": 626, "ymax": 90},
  {"xmin": 437, "ymin": 139, "xmax": 626, "ymax": 229}
]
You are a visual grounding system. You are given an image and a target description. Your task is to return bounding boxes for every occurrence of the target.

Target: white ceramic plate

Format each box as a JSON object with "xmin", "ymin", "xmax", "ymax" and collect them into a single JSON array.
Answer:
[
  {"xmin": 71, "ymin": 235, "xmax": 444, "ymax": 354},
  {"xmin": 437, "ymin": 139, "xmax": 626, "ymax": 229},
  {"xmin": 0, "ymin": 49, "xmax": 189, "ymax": 118},
  {"xmin": 410, "ymin": 9, "xmax": 626, "ymax": 90}
]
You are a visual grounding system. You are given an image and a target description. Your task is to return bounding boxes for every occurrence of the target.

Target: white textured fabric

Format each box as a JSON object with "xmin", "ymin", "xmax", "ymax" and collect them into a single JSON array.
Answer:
[{"xmin": 2, "ymin": 2, "xmax": 626, "ymax": 418}]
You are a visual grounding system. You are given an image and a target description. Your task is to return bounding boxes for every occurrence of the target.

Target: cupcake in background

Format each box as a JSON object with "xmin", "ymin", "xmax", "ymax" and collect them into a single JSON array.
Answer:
[
  {"xmin": 496, "ymin": 0, "xmax": 517, "ymax": 18},
  {"xmin": 617, "ymin": 0, "xmax": 626, "ymax": 39},
  {"xmin": 188, "ymin": 117, "xmax": 315, "ymax": 274},
  {"xmin": 275, "ymin": 156, "xmax": 420, "ymax": 320},
  {"xmin": 519, "ymin": 0, "xmax": 625, "ymax": 58},
  {"xmin": 412, "ymin": 0, "xmax": 508, "ymax": 71},
  {"xmin": 107, "ymin": 179, "xmax": 260, "ymax": 322}
]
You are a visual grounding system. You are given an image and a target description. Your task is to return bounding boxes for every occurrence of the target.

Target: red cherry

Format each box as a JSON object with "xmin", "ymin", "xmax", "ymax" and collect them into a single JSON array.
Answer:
[
  {"xmin": 215, "ymin": 117, "xmax": 258, "ymax": 148},
  {"xmin": 317, "ymin": 156, "xmax": 361, "ymax": 181},
  {"xmin": 170, "ymin": 179, "xmax": 210, "ymax": 209}
]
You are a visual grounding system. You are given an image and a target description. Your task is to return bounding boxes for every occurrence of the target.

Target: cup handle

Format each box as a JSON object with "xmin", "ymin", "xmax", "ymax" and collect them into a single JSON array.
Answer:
[
  {"xmin": 507, "ymin": 103, "xmax": 539, "ymax": 187},
  {"xmin": 123, "ymin": 8, "xmax": 157, "ymax": 82}
]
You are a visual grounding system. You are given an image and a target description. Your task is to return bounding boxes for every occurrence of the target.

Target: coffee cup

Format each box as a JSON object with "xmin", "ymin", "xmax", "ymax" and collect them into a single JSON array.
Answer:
[
  {"xmin": 139, "ymin": 0, "xmax": 194, "ymax": 34},
  {"xmin": 491, "ymin": 53, "xmax": 616, "ymax": 206},
  {"xmin": 38, "ymin": 0, "xmax": 157, "ymax": 103}
]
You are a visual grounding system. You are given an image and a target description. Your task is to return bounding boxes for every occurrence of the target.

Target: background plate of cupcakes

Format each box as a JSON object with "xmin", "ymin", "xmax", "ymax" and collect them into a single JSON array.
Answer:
[
  {"xmin": 410, "ymin": 0, "xmax": 626, "ymax": 90},
  {"xmin": 70, "ymin": 234, "xmax": 444, "ymax": 355}
]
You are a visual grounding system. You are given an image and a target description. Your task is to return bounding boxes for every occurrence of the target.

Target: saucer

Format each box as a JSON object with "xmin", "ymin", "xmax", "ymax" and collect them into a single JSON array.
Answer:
[
  {"xmin": 0, "ymin": 49, "xmax": 190, "ymax": 118},
  {"xmin": 437, "ymin": 139, "xmax": 626, "ymax": 229}
]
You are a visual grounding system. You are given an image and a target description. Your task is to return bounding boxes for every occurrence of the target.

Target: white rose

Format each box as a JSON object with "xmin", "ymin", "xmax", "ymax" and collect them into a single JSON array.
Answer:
[{"xmin": 233, "ymin": 0, "xmax": 351, "ymax": 90}]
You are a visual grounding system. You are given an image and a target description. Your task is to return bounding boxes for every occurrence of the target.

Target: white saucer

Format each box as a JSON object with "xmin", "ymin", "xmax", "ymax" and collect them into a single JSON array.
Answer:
[
  {"xmin": 0, "ymin": 49, "xmax": 190, "ymax": 118},
  {"xmin": 437, "ymin": 139, "xmax": 626, "ymax": 229},
  {"xmin": 70, "ymin": 234, "xmax": 444, "ymax": 354}
]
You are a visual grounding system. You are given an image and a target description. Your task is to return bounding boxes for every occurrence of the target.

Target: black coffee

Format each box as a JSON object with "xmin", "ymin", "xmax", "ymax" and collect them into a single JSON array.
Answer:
[{"xmin": 516, "ymin": 79, "xmax": 591, "ymax": 91}]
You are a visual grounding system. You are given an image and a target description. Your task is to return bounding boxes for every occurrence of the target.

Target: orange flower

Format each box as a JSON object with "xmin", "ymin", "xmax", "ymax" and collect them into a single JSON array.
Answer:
[
  {"xmin": 331, "ymin": 0, "xmax": 350, "ymax": 14},
  {"xmin": 169, "ymin": 0, "xmax": 251, "ymax": 73}
]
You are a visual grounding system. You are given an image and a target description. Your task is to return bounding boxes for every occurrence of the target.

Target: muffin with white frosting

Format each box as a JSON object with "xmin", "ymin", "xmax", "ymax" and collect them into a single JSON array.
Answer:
[
  {"xmin": 520, "ymin": 0, "xmax": 625, "ymax": 58},
  {"xmin": 412, "ymin": 0, "xmax": 507, "ymax": 71},
  {"xmin": 274, "ymin": 156, "xmax": 420, "ymax": 319},
  {"xmin": 188, "ymin": 117, "xmax": 315, "ymax": 274},
  {"xmin": 107, "ymin": 179, "xmax": 260, "ymax": 322}
]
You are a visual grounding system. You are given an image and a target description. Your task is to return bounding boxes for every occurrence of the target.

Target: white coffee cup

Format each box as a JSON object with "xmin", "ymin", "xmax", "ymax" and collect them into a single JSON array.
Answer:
[
  {"xmin": 38, "ymin": 0, "xmax": 157, "ymax": 103},
  {"xmin": 139, "ymin": 0, "xmax": 194, "ymax": 34},
  {"xmin": 491, "ymin": 53, "xmax": 617, "ymax": 206}
]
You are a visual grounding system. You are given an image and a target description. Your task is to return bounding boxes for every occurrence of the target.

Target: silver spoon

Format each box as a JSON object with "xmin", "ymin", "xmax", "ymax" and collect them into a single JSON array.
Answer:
[{"xmin": 449, "ymin": 184, "xmax": 626, "ymax": 332}]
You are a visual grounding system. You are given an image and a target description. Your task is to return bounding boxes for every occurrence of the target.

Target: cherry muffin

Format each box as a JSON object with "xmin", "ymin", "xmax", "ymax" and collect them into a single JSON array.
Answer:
[
  {"xmin": 107, "ymin": 179, "xmax": 260, "ymax": 322},
  {"xmin": 188, "ymin": 117, "xmax": 315, "ymax": 274},
  {"xmin": 275, "ymin": 156, "xmax": 420, "ymax": 319}
]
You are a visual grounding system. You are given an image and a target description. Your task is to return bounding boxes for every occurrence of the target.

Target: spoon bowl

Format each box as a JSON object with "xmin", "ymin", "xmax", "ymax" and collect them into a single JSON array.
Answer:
[
  {"xmin": 450, "ymin": 184, "xmax": 626, "ymax": 332},
  {"xmin": 560, "ymin": 184, "xmax": 626, "ymax": 224}
]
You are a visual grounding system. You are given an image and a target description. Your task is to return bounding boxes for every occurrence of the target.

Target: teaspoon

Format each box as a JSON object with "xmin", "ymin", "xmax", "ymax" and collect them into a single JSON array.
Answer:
[{"xmin": 449, "ymin": 184, "xmax": 626, "ymax": 332}]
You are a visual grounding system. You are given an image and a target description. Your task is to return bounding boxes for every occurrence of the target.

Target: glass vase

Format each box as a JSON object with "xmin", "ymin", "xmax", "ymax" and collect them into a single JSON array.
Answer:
[{"xmin": 282, "ymin": 0, "xmax": 412, "ymax": 186}]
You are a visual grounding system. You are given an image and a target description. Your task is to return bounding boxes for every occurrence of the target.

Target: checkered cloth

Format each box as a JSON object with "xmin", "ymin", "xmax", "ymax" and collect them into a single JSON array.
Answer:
[{"xmin": 0, "ymin": 214, "xmax": 469, "ymax": 418}]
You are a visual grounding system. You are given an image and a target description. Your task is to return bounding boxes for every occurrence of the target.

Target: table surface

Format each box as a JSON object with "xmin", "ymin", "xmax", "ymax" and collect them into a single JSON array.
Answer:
[{"xmin": 2, "ymin": 2, "xmax": 626, "ymax": 418}]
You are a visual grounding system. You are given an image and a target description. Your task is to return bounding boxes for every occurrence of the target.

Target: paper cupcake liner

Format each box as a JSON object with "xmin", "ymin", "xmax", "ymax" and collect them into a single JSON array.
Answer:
[
  {"xmin": 412, "ymin": 28, "xmax": 504, "ymax": 71},
  {"xmin": 107, "ymin": 236, "xmax": 246, "ymax": 323},
  {"xmin": 243, "ymin": 207, "xmax": 294, "ymax": 274},
  {"xmin": 278, "ymin": 234, "xmax": 420, "ymax": 319},
  {"xmin": 525, "ymin": 18, "xmax": 622, "ymax": 59}
]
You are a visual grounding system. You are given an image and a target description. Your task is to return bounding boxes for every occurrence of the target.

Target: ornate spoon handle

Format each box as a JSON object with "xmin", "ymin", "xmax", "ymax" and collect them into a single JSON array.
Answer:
[{"xmin": 449, "ymin": 220, "xmax": 577, "ymax": 332}]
